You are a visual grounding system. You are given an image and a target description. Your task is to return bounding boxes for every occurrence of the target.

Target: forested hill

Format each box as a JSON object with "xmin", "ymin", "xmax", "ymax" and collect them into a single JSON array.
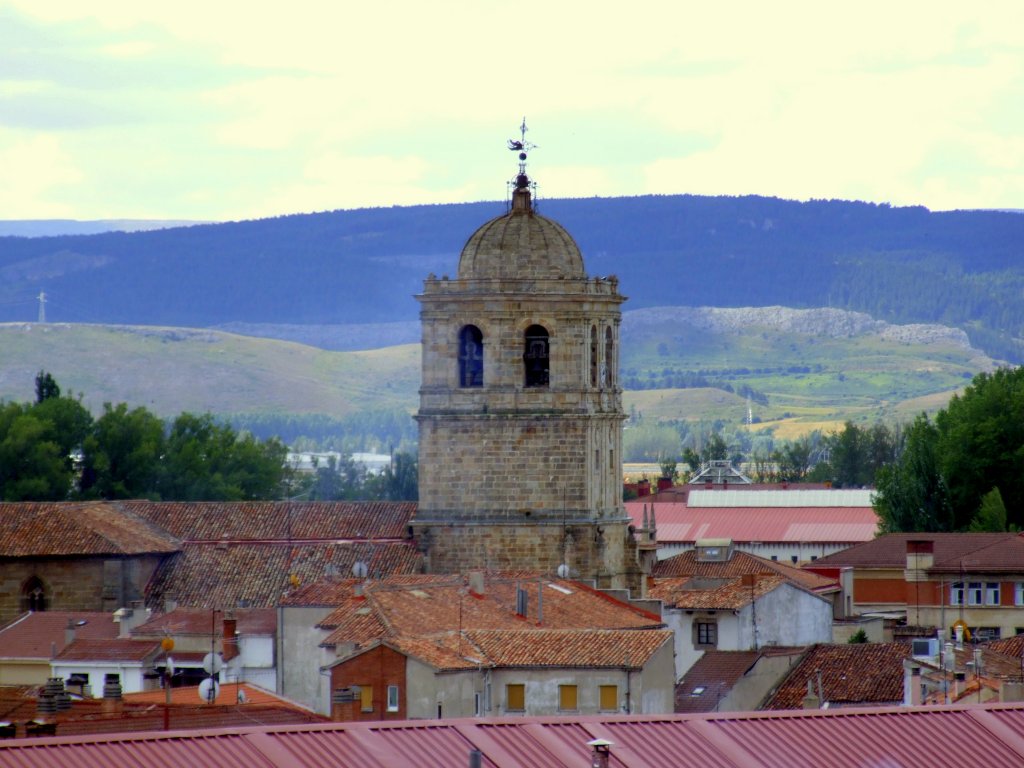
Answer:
[{"xmin": 2, "ymin": 195, "xmax": 1022, "ymax": 362}]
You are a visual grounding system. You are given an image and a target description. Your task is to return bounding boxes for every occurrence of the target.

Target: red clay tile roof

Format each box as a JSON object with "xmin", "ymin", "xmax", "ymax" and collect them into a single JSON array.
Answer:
[
  {"xmin": 53, "ymin": 638, "xmax": 161, "ymax": 663},
  {"xmin": 134, "ymin": 607, "xmax": 277, "ymax": 637},
  {"xmin": 0, "ymin": 502, "xmax": 180, "ymax": 557},
  {"xmin": 650, "ymin": 574, "xmax": 788, "ymax": 610},
  {"xmin": 988, "ymin": 634, "xmax": 1024, "ymax": 659},
  {"xmin": 317, "ymin": 573, "xmax": 664, "ymax": 648},
  {"xmin": 762, "ymin": 643, "xmax": 913, "ymax": 709},
  {"xmin": 811, "ymin": 532, "xmax": 1023, "ymax": 571},
  {"xmin": 652, "ymin": 548, "xmax": 839, "ymax": 593},
  {"xmin": 464, "ymin": 628, "xmax": 672, "ymax": 670},
  {"xmin": 349, "ymin": 628, "xmax": 672, "ymax": 672},
  {"xmin": 0, "ymin": 611, "xmax": 118, "ymax": 659},
  {"xmin": 120, "ymin": 500, "xmax": 416, "ymax": 541},
  {"xmin": 144, "ymin": 540, "xmax": 423, "ymax": 609},
  {"xmin": 675, "ymin": 650, "xmax": 764, "ymax": 713}
]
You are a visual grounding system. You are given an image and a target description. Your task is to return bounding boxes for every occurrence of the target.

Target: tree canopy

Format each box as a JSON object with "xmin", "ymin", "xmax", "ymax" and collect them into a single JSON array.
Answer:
[{"xmin": 873, "ymin": 367, "xmax": 1024, "ymax": 532}]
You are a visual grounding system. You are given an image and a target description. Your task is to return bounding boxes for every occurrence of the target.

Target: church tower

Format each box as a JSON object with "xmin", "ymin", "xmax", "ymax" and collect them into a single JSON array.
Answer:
[{"xmin": 413, "ymin": 126, "xmax": 641, "ymax": 591}]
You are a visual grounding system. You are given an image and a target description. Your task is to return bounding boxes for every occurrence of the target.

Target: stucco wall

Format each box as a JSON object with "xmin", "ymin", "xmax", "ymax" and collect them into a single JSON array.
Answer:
[{"xmin": 277, "ymin": 605, "xmax": 334, "ymax": 714}]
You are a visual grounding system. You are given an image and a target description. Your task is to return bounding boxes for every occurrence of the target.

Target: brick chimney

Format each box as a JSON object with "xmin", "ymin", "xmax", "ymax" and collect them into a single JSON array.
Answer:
[
  {"xmin": 903, "ymin": 661, "xmax": 922, "ymax": 706},
  {"xmin": 102, "ymin": 673, "xmax": 123, "ymax": 714},
  {"xmin": 905, "ymin": 540, "xmax": 934, "ymax": 580}
]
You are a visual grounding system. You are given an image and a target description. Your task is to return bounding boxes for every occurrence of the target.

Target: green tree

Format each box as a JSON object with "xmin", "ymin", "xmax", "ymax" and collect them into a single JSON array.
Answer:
[
  {"xmin": 34, "ymin": 370, "xmax": 61, "ymax": 403},
  {"xmin": 847, "ymin": 628, "xmax": 868, "ymax": 644},
  {"xmin": 365, "ymin": 451, "xmax": 418, "ymax": 501},
  {"xmin": 79, "ymin": 403, "xmax": 166, "ymax": 499},
  {"xmin": 0, "ymin": 404, "xmax": 72, "ymax": 500},
  {"xmin": 935, "ymin": 367, "xmax": 1024, "ymax": 530},
  {"xmin": 774, "ymin": 438, "xmax": 813, "ymax": 482},
  {"xmin": 873, "ymin": 414, "xmax": 953, "ymax": 533},
  {"xmin": 158, "ymin": 413, "xmax": 288, "ymax": 500},
  {"xmin": 969, "ymin": 487, "xmax": 1011, "ymax": 532},
  {"xmin": 306, "ymin": 453, "xmax": 369, "ymax": 500}
]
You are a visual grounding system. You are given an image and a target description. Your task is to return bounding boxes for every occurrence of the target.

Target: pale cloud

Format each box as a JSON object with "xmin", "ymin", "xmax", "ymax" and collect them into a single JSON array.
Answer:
[{"xmin": 2, "ymin": 1, "xmax": 1023, "ymax": 218}]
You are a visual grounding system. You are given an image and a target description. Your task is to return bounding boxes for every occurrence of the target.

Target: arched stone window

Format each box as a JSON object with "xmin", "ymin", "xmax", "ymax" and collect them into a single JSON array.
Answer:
[
  {"xmin": 458, "ymin": 325, "xmax": 484, "ymax": 387},
  {"xmin": 604, "ymin": 326, "xmax": 614, "ymax": 387},
  {"xmin": 523, "ymin": 325, "xmax": 550, "ymax": 387},
  {"xmin": 22, "ymin": 575, "xmax": 48, "ymax": 612},
  {"xmin": 590, "ymin": 326, "xmax": 598, "ymax": 387}
]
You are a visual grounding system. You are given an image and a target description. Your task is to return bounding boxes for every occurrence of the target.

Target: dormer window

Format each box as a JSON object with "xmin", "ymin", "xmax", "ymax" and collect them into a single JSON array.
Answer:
[
  {"xmin": 523, "ymin": 325, "xmax": 549, "ymax": 387},
  {"xmin": 458, "ymin": 325, "xmax": 484, "ymax": 387}
]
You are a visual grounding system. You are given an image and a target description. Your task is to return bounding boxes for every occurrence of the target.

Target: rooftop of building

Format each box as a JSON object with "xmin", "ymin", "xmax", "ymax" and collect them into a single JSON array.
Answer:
[
  {"xmin": 809, "ymin": 532, "xmax": 1024, "ymax": 572},
  {"xmin": 0, "ymin": 502, "xmax": 181, "ymax": 558},
  {"xmin": 626, "ymin": 502, "xmax": 879, "ymax": 545},
  {"xmin": 6, "ymin": 702, "xmax": 1024, "ymax": 766},
  {"xmin": 0, "ymin": 612, "xmax": 119, "ymax": 660},
  {"xmin": 651, "ymin": 547, "xmax": 839, "ymax": 594},
  {"xmin": 133, "ymin": 607, "xmax": 277, "ymax": 637},
  {"xmin": 649, "ymin": 574, "xmax": 792, "ymax": 611},
  {"xmin": 52, "ymin": 638, "xmax": 161, "ymax": 663},
  {"xmin": 762, "ymin": 642, "xmax": 914, "ymax": 710}
]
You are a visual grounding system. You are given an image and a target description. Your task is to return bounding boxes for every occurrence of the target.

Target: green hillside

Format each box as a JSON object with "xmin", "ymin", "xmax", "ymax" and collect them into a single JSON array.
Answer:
[
  {"xmin": 0, "ymin": 310, "xmax": 998, "ymax": 443},
  {"xmin": 0, "ymin": 323, "xmax": 419, "ymax": 419}
]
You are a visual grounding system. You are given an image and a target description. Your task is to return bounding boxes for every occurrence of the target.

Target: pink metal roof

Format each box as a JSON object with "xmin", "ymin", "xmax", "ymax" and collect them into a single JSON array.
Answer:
[
  {"xmin": 5, "ymin": 704, "xmax": 1024, "ymax": 766},
  {"xmin": 629, "ymin": 503, "xmax": 879, "ymax": 544}
]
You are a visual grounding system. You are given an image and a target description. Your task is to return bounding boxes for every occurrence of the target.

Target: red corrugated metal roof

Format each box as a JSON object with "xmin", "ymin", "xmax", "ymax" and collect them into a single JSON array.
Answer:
[
  {"xmin": 630, "ymin": 503, "xmax": 879, "ymax": 544},
  {"xmin": 6, "ymin": 704, "xmax": 1024, "ymax": 766}
]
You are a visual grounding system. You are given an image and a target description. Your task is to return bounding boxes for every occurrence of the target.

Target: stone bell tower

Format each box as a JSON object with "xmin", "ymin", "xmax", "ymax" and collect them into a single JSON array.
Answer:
[{"xmin": 412, "ymin": 124, "xmax": 641, "ymax": 591}]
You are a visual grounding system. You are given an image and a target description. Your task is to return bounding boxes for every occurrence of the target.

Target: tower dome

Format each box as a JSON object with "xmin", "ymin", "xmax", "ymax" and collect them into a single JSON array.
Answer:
[{"xmin": 457, "ymin": 188, "xmax": 585, "ymax": 280}]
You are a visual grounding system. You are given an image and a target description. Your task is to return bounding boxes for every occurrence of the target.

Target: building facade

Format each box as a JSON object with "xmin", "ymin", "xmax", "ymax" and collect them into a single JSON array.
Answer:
[{"xmin": 413, "ymin": 153, "xmax": 640, "ymax": 590}]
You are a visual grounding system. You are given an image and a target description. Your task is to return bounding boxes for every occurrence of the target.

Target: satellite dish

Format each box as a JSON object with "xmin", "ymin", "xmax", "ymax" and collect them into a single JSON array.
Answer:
[
  {"xmin": 352, "ymin": 561, "xmax": 369, "ymax": 579},
  {"xmin": 237, "ymin": 689, "xmax": 248, "ymax": 704},
  {"xmin": 198, "ymin": 677, "xmax": 220, "ymax": 703},
  {"xmin": 556, "ymin": 564, "xmax": 570, "ymax": 578},
  {"xmin": 202, "ymin": 652, "xmax": 224, "ymax": 675}
]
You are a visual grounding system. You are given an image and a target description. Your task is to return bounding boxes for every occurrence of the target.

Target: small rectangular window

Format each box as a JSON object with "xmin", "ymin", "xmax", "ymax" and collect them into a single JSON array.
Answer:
[
  {"xmin": 951, "ymin": 582, "xmax": 965, "ymax": 605},
  {"xmin": 697, "ymin": 622, "xmax": 718, "ymax": 646},
  {"xmin": 386, "ymin": 684, "xmax": 399, "ymax": 712},
  {"xmin": 599, "ymin": 685, "xmax": 618, "ymax": 712},
  {"xmin": 474, "ymin": 692, "xmax": 482, "ymax": 716},
  {"xmin": 360, "ymin": 684, "xmax": 373, "ymax": 713},
  {"xmin": 558, "ymin": 684, "xmax": 578, "ymax": 712},
  {"xmin": 986, "ymin": 582, "xmax": 1000, "ymax": 605},
  {"xmin": 1016, "ymin": 583, "xmax": 1024, "ymax": 606},
  {"xmin": 506, "ymin": 683, "xmax": 525, "ymax": 712},
  {"xmin": 968, "ymin": 582, "xmax": 983, "ymax": 606}
]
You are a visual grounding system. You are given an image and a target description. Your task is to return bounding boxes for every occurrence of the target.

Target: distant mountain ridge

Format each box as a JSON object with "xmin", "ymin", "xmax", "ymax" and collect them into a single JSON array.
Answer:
[{"xmin": 1, "ymin": 194, "xmax": 1021, "ymax": 362}]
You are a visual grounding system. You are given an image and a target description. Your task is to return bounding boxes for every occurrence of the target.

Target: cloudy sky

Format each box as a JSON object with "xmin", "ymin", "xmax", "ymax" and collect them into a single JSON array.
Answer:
[{"xmin": 2, "ymin": 1, "xmax": 1022, "ymax": 221}]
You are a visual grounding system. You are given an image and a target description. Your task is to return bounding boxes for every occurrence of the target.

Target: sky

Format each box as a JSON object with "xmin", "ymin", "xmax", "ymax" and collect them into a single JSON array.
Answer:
[{"xmin": 2, "ymin": 1, "xmax": 1022, "ymax": 221}]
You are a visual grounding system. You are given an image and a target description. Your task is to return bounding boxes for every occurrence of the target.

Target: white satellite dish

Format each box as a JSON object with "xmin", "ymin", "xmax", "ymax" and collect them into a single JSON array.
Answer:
[
  {"xmin": 202, "ymin": 652, "xmax": 224, "ymax": 675},
  {"xmin": 556, "ymin": 563, "xmax": 570, "ymax": 578},
  {"xmin": 198, "ymin": 677, "xmax": 220, "ymax": 703},
  {"xmin": 352, "ymin": 561, "xmax": 369, "ymax": 578}
]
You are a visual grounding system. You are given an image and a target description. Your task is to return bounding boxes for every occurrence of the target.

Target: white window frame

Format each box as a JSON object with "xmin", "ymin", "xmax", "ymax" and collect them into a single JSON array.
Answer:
[
  {"xmin": 1015, "ymin": 583, "xmax": 1024, "ymax": 606},
  {"xmin": 386, "ymin": 684, "xmax": 399, "ymax": 713},
  {"xmin": 951, "ymin": 582, "xmax": 965, "ymax": 605},
  {"xmin": 967, "ymin": 582, "xmax": 983, "ymax": 606},
  {"xmin": 986, "ymin": 582, "xmax": 1001, "ymax": 606}
]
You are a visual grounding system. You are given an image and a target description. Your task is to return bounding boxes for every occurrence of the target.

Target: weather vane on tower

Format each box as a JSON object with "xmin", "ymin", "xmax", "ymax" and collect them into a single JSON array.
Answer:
[{"xmin": 507, "ymin": 117, "xmax": 538, "ymax": 196}]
